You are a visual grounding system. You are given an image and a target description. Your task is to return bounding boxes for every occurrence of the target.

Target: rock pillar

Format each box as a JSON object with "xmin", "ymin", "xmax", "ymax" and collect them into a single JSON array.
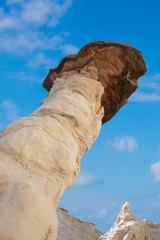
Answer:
[{"xmin": 0, "ymin": 41, "xmax": 146, "ymax": 240}]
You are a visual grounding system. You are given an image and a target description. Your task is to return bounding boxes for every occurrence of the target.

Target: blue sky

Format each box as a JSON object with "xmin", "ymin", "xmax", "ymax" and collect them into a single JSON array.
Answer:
[{"xmin": 0, "ymin": 0, "xmax": 160, "ymax": 233}]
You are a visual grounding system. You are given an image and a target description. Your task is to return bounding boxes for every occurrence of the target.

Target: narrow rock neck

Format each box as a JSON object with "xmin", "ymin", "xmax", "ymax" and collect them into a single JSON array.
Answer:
[
  {"xmin": 35, "ymin": 73, "xmax": 104, "ymax": 156},
  {"xmin": 31, "ymin": 73, "xmax": 104, "ymax": 204},
  {"xmin": 0, "ymin": 74, "xmax": 104, "ymax": 208}
]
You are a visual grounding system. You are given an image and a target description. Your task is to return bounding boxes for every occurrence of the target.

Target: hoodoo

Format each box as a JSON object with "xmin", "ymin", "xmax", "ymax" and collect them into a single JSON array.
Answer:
[{"xmin": 0, "ymin": 41, "xmax": 146, "ymax": 240}]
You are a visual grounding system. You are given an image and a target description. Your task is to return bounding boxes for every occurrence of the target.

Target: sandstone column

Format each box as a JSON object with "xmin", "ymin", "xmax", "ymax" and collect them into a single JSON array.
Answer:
[{"xmin": 0, "ymin": 41, "xmax": 147, "ymax": 240}]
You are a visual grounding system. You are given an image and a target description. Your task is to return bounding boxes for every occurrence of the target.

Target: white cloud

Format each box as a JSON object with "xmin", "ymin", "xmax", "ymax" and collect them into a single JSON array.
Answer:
[
  {"xmin": 131, "ymin": 92, "xmax": 160, "ymax": 102},
  {"xmin": 151, "ymin": 161, "xmax": 160, "ymax": 182},
  {"xmin": 6, "ymin": 0, "xmax": 24, "ymax": 5},
  {"xmin": 97, "ymin": 208, "xmax": 106, "ymax": 218},
  {"xmin": 107, "ymin": 136, "xmax": 138, "ymax": 153},
  {"xmin": 140, "ymin": 73, "xmax": 160, "ymax": 91},
  {"xmin": 72, "ymin": 206, "xmax": 77, "ymax": 212},
  {"xmin": 0, "ymin": 16, "xmax": 19, "ymax": 30},
  {"xmin": 1, "ymin": 99, "xmax": 19, "ymax": 122},
  {"xmin": 28, "ymin": 52, "xmax": 58, "ymax": 68},
  {"xmin": 21, "ymin": 1, "xmax": 52, "ymax": 25},
  {"xmin": 0, "ymin": 0, "xmax": 78, "ymax": 57},
  {"xmin": 130, "ymin": 73, "xmax": 160, "ymax": 102},
  {"xmin": 1, "ymin": 0, "xmax": 72, "ymax": 29},
  {"xmin": 8, "ymin": 71, "xmax": 44, "ymax": 83},
  {"xmin": 0, "ymin": 31, "xmax": 64, "ymax": 53},
  {"xmin": 74, "ymin": 172, "xmax": 98, "ymax": 187},
  {"xmin": 62, "ymin": 44, "xmax": 79, "ymax": 55}
]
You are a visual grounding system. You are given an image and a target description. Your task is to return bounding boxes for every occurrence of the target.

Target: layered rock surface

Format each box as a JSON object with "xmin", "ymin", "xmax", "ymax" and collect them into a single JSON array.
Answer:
[
  {"xmin": 57, "ymin": 208, "xmax": 102, "ymax": 240},
  {"xmin": 43, "ymin": 41, "xmax": 147, "ymax": 123},
  {"xmin": 99, "ymin": 202, "xmax": 160, "ymax": 240},
  {"xmin": 0, "ymin": 41, "xmax": 146, "ymax": 240}
]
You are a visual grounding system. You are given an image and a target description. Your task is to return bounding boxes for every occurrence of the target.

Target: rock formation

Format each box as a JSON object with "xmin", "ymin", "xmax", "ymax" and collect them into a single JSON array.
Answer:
[
  {"xmin": 0, "ymin": 41, "xmax": 146, "ymax": 240},
  {"xmin": 57, "ymin": 208, "xmax": 102, "ymax": 240},
  {"xmin": 99, "ymin": 202, "xmax": 160, "ymax": 240}
]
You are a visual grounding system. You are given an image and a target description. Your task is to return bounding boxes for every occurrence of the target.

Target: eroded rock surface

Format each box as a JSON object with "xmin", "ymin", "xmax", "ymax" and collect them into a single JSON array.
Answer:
[
  {"xmin": 0, "ymin": 41, "xmax": 146, "ymax": 240},
  {"xmin": 43, "ymin": 41, "xmax": 147, "ymax": 123},
  {"xmin": 99, "ymin": 202, "xmax": 160, "ymax": 240},
  {"xmin": 57, "ymin": 208, "xmax": 102, "ymax": 240}
]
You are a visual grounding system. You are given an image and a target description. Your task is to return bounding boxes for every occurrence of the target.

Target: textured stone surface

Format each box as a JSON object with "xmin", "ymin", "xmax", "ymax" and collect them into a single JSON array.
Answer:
[
  {"xmin": 99, "ymin": 202, "xmax": 160, "ymax": 240},
  {"xmin": 43, "ymin": 41, "xmax": 147, "ymax": 123},
  {"xmin": 0, "ymin": 41, "xmax": 146, "ymax": 240},
  {"xmin": 57, "ymin": 208, "xmax": 102, "ymax": 240},
  {"xmin": 0, "ymin": 74, "xmax": 104, "ymax": 240}
]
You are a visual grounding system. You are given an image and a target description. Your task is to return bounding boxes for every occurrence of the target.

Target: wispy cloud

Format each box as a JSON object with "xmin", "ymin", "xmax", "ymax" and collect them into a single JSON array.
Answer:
[
  {"xmin": 1, "ymin": 0, "xmax": 72, "ymax": 30},
  {"xmin": 1, "ymin": 99, "xmax": 19, "ymax": 122},
  {"xmin": 0, "ymin": 0, "xmax": 78, "ymax": 68},
  {"xmin": 62, "ymin": 44, "xmax": 79, "ymax": 55},
  {"xmin": 74, "ymin": 172, "xmax": 98, "ymax": 187},
  {"xmin": 131, "ymin": 92, "xmax": 160, "ymax": 102},
  {"xmin": 106, "ymin": 136, "xmax": 138, "ymax": 153},
  {"xmin": 97, "ymin": 208, "xmax": 107, "ymax": 218},
  {"xmin": 151, "ymin": 161, "xmax": 160, "ymax": 182},
  {"xmin": 8, "ymin": 71, "xmax": 44, "ymax": 83},
  {"xmin": 0, "ymin": 31, "xmax": 65, "ymax": 53},
  {"xmin": 130, "ymin": 73, "xmax": 160, "ymax": 102},
  {"xmin": 28, "ymin": 52, "xmax": 58, "ymax": 68}
]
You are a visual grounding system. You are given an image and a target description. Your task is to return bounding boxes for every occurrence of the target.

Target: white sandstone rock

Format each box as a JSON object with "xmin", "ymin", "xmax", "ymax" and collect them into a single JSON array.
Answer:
[
  {"xmin": 0, "ymin": 73, "xmax": 104, "ymax": 240},
  {"xmin": 0, "ymin": 41, "xmax": 147, "ymax": 240},
  {"xmin": 99, "ymin": 202, "xmax": 160, "ymax": 240}
]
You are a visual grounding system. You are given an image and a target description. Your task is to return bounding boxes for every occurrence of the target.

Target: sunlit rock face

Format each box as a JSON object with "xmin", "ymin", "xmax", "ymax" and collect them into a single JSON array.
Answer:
[
  {"xmin": 0, "ymin": 41, "xmax": 146, "ymax": 240},
  {"xmin": 57, "ymin": 208, "xmax": 102, "ymax": 240},
  {"xmin": 99, "ymin": 202, "xmax": 160, "ymax": 240},
  {"xmin": 43, "ymin": 41, "xmax": 147, "ymax": 123}
]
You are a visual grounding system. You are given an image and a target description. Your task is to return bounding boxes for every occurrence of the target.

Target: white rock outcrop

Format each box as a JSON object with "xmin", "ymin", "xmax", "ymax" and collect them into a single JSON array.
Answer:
[
  {"xmin": 57, "ymin": 208, "xmax": 102, "ymax": 240},
  {"xmin": 0, "ymin": 73, "xmax": 104, "ymax": 240},
  {"xmin": 0, "ymin": 41, "xmax": 147, "ymax": 240},
  {"xmin": 99, "ymin": 202, "xmax": 160, "ymax": 240}
]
